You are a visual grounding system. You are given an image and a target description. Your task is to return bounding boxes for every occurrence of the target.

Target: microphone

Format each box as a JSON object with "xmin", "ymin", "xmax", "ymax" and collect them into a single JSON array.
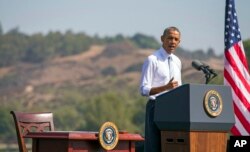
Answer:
[
  {"xmin": 191, "ymin": 60, "xmax": 211, "ymax": 75},
  {"xmin": 191, "ymin": 60, "xmax": 218, "ymax": 84},
  {"xmin": 201, "ymin": 61, "xmax": 218, "ymax": 76}
]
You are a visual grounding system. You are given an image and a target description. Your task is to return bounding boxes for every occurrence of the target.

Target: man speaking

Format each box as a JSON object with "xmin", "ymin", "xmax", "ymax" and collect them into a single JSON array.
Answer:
[{"xmin": 139, "ymin": 26, "xmax": 182, "ymax": 152}]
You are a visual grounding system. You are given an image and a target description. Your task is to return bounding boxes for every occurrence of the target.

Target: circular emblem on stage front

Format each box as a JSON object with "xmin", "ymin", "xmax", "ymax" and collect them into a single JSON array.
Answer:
[
  {"xmin": 99, "ymin": 121, "xmax": 119, "ymax": 150},
  {"xmin": 204, "ymin": 90, "xmax": 223, "ymax": 117}
]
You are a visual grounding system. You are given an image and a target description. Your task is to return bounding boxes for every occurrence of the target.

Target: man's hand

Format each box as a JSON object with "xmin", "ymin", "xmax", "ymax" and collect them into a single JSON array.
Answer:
[
  {"xmin": 149, "ymin": 77, "xmax": 179, "ymax": 95},
  {"xmin": 166, "ymin": 77, "xmax": 178, "ymax": 89}
]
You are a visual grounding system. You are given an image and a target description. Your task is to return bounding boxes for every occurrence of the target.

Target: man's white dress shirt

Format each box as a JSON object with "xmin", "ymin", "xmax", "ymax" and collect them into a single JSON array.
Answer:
[{"xmin": 140, "ymin": 47, "xmax": 182, "ymax": 100}]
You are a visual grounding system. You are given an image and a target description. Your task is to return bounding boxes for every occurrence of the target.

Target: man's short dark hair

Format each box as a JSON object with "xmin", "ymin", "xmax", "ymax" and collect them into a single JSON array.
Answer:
[{"xmin": 163, "ymin": 26, "xmax": 181, "ymax": 37}]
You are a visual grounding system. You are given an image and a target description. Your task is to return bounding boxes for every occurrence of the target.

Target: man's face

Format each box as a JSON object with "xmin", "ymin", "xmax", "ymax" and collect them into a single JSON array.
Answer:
[{"xmin": 161, "ymin": 30, "xmax": 181, "ymax": 54}]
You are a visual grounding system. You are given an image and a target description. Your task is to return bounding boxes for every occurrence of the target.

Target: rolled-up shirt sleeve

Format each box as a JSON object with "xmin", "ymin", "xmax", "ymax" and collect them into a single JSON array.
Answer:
[{"xmin": 140, "ymin": 57, "xmax": 154, "ymax": 96}]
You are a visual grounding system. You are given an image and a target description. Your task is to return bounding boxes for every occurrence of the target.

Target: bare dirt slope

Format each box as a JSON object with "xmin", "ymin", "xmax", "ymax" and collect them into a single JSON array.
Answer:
[{"xmin": 0, "ymin": 45, "xmax": 223, "ymax": 98}]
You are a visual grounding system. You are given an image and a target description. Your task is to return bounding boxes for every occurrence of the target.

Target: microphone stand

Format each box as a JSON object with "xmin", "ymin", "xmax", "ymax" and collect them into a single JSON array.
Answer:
[
  {"xmin": 205, "ymin": 73, "xmax": 211, "ymax": 84},
  {"xmin": 204, "ymin": 71, "xmax": 217, "ymax": 84},
  {"xmin": 191, "ymin": 60, "xmax": 217, "ymax": 84}
]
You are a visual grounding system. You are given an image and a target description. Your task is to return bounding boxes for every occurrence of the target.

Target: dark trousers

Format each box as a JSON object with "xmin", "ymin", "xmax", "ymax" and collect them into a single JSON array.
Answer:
[{"xmin": 144, "ymin": 100, "xmax": 161, "ymax": 152}]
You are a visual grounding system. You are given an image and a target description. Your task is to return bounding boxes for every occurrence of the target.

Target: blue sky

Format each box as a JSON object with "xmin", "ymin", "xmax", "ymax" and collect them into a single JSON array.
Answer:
[{"xmin": 0, "ymin": 0, "xmax": 249, "ymax": 55}]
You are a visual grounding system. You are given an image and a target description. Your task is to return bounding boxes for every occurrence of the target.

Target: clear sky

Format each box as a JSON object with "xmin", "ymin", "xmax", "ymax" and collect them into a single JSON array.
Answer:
[{"xmin": 0, "ymin": 0, "xmax": 249, "ymax": 55}]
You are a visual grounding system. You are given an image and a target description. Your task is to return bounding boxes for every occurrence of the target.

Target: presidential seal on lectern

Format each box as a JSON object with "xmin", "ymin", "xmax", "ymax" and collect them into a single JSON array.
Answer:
[
  {"xmin": 204, "ymin": 89, "xmax": 223, "ymax": 117},
  {"xmin": 99, "ymin": 121, "xmax": 119, "ymax": 150}
]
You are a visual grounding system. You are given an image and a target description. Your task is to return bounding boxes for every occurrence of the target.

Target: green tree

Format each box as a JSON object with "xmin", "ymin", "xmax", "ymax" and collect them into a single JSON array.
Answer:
[
  {"xmin": 23, "ymin": 33, "xmax": 52, "ymax": 63},
  {"xmin": 0, "ymin": 107, "xmax": 16, "ymax": 142},
  {"xmin": 84, "ymin": 92, "xmax": 138, "ymax": 132},
  {"xmin": 131, "ymin": 33, "xmax": 160, "ymax": 49},
  {"xmin": 243, "ymin": 39, "xmax": 250, "ymax": 68},
  {"xmin": 0, "ymin": 28, "xmax": 28, "ymax": 67},
  {"xmin": 45, "ymin": 31, "xmax": 63, "ymax": 57},
  {"xmin": 0, "ymin": 22, "xmax": 3, "ymax": 35}
]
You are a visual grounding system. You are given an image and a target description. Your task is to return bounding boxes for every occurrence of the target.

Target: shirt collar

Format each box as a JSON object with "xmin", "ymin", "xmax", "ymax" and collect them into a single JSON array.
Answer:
[{"xmin": 160, "ymin": 47, "xmax": 172, "ymax": 60}]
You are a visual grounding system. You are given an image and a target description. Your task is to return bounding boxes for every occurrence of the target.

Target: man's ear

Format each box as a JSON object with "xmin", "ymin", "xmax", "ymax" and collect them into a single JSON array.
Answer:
[{"xmin": 160, "ymin": 35, "xmax": 164, "ymax": 42}]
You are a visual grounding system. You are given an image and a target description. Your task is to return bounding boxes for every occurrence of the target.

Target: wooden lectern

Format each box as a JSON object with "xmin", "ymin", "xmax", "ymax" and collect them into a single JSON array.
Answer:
[{"xmin": 154, "ymin": 84, "xmax": 235, "ymax": 152}]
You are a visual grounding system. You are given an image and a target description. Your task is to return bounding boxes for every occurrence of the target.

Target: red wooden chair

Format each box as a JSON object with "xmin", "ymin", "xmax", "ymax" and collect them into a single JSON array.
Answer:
[{"xmin": 10, "ymin": 111, "xmax": 55, "ymax": 152}]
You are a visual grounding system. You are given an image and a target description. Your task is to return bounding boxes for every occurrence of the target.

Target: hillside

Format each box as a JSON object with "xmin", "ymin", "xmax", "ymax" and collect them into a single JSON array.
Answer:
[
  {"xmin": 0, "ymin": 42, "xmax": 225, "ymax": 146},
  {"xmin": 0, "ymin": 44, "xmax": 223, "ymax": 103}
]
